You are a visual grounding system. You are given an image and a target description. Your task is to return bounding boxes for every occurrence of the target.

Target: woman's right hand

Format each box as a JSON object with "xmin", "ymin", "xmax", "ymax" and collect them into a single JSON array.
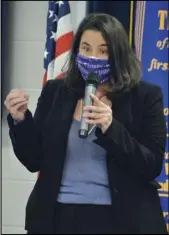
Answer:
[{"xmin": 4, "ymin": 89, "xmax": 29, "ymax": 121}]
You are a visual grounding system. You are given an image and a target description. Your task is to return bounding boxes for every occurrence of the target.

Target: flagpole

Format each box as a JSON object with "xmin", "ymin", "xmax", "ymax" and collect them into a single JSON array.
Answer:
[{"xmin": 129, "ymin": 0, "xmax": 134, "ymax": 47}]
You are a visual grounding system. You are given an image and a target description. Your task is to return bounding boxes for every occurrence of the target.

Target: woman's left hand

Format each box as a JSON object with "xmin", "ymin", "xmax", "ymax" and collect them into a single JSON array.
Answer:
[{"xmin": 83, "ymin": 94, "xmax": 113, "ymax": 133}]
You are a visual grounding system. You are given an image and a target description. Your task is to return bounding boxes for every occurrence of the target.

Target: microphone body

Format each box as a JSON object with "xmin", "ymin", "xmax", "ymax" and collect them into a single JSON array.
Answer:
[{"xmin": 79, "ymin": 72, "xmax": 99, "ymax": 138}]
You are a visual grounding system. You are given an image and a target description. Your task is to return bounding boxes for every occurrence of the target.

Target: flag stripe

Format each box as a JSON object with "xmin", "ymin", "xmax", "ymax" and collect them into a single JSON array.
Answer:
[
  {"xmin": 55, "ymin": 31, "xmax": 73, "ymax": 57},
  {"xmin": 56, "ymin": 14, "xmax": 73, "ymax": 40},
  {"xmin": 53, "ymin": 51, "xmax": 70, "ymax": 79},
  {"xmin": 43, "ymin": 71, "xmax": 47, "ymax": 86}
]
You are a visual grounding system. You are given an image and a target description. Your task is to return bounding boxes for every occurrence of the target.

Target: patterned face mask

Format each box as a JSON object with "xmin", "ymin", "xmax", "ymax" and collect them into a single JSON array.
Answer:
[{"xmin": 76, "ymin": 53, "xmax": 111, "ymax": 84}]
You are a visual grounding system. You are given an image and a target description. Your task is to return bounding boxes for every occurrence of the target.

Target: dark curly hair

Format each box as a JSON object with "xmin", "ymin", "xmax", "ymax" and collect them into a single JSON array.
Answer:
[{"xmin": 63, "ymin": 13, "xmax": 141, "ymax": 97}]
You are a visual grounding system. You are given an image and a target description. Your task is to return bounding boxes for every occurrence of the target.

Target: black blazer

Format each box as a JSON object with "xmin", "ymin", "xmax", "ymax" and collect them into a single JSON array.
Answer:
[{"xmin": 7, "ymin": 79, "xmax": 167, "ymax": 234}]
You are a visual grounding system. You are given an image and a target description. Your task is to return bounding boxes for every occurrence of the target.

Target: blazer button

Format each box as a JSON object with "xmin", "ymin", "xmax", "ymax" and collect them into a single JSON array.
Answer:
[{"xmin": 114, "ymin": 188, "xmax": 118, "ymax": 193}]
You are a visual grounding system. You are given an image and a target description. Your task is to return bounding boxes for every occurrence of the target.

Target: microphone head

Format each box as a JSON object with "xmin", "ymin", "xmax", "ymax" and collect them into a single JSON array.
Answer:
[{"xmin": 86, "ymin": 72, "xmax": 99, "ymax": 86}]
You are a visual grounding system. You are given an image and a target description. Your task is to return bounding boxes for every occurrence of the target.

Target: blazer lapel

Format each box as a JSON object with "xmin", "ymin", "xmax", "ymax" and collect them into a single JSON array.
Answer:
[
  {"xmin": 61, "ymin": 87, "xmax": 78, "ymax": 122},
  {"xmin": 111, "ymin": 91, "xmax": 133, "ymax": 133},
  {"xmin": 44, "ymin": 84, "xmax": 77, "ymax": 141}
]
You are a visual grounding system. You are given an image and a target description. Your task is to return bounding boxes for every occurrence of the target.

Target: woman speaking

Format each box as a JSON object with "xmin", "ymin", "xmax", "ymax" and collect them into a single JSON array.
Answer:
[{"xmin": 4, "ymin": 13, "xmax": 167, "ymax": 234}]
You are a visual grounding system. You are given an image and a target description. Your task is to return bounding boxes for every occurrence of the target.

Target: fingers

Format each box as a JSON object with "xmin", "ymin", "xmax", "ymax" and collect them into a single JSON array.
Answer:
[
  {"xmin": 83, "ymin": 112, "xmax": 106, "ymax": 119},
  {"xmin": 8, "ymin": 97, "xmax": 28, "ymax": 107},
  {"xmin": 84, "ymin": 117, "xmax": 110, "ymax": 126},
  {"xmin": 15, "ymin": 101, "xmax": 28, "ymax": 110},
  {"xmin": 90, "ymin": 93, "xmax": 106, "ymax": 107},
  {"xmin": 84, "ymin": 95, "xmax": 113, "ymax": 133},
  {"xmin": 5, "ymin": 97, "xmax": 28, "ymax": 111},
  {"xmin": 4, "ymin": 89, "xmax": 28, "ymax": 121},
  {"xmin": 5, "ymin": 90, "xmax": 29, "ymax": 107},
  {"xmin": 84, "ymin": 105, "xmax": 111, "ymax": 113},
  {"xmin": 6, "ymin": 100, "xmax": 28, "ymax": 113},
  {"xmin": 10, "ymin": 101, "xmax": 28, "ymax": 115},
  {"xmin": 84, "ymin": 95, "xmax": 112, "ymax": 113},
  {"xmin": 6, "ymin": 90, "xmax": 29, "ymax": 102},
  {"xmin": 83, "ymin": 111, "xmax": 112, "ymax": 124}
]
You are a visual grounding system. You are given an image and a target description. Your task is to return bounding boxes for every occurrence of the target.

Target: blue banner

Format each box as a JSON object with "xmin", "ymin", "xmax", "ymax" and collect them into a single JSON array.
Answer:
[{"xmin": 140, "ymin": 1, "xmax": 168, "ymax": 231}]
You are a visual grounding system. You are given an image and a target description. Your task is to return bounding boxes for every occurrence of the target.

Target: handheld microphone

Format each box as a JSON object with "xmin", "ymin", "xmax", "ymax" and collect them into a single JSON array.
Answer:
[{"xmin": 79, "ymin": 72, "xmax": 99, "ymax": 138}]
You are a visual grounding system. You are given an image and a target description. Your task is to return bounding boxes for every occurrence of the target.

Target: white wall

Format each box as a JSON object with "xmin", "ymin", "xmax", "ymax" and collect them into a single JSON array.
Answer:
[{"xmin": 2, "ymin": 1, "xmax": 87, "ymax": 233}]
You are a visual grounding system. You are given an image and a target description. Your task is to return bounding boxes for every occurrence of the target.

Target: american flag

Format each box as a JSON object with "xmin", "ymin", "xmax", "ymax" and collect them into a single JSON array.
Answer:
[{"xmin": 43, "ymin": 1, "xmax": 74, "ymax": 86}]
